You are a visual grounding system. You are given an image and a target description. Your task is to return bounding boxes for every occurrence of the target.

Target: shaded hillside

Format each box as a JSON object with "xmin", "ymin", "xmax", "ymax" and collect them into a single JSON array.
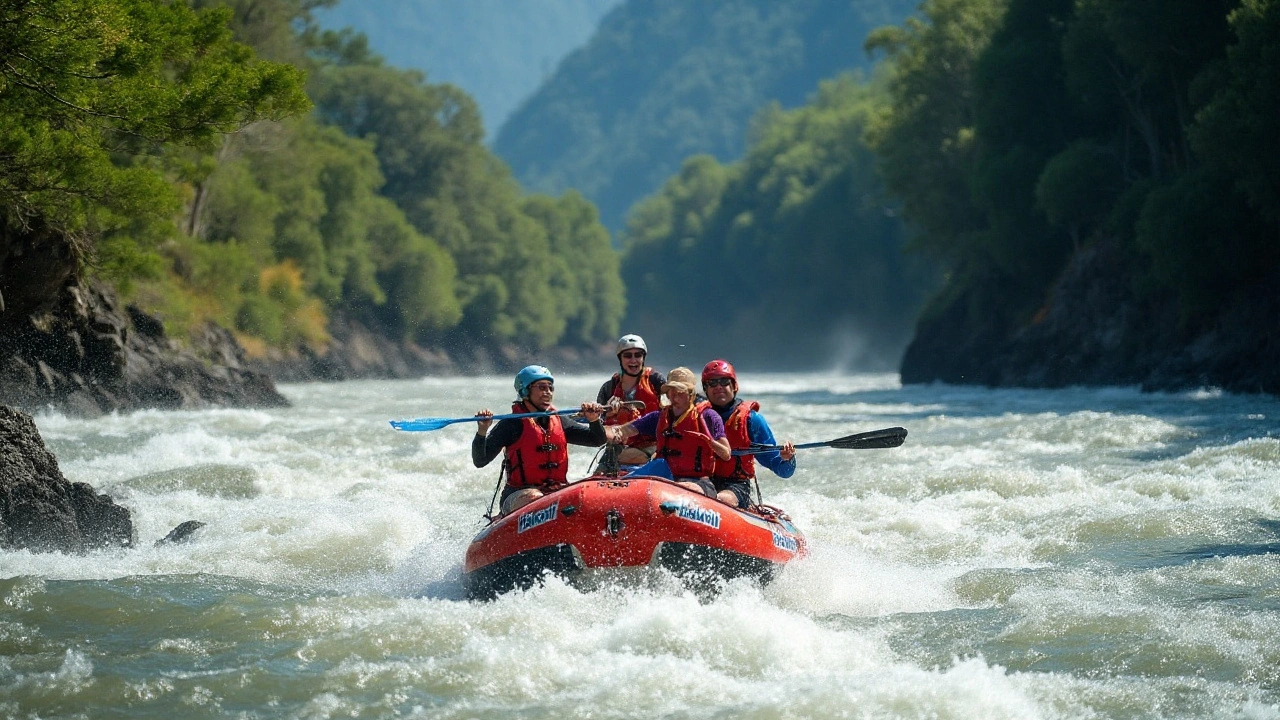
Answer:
[
  {"xmin": 620, "ymin": 76, "xmax": 934, "ymax": 371},
  {"xmin": 493, "ymin": 0, "xmax": 917, "ymax": 233},
  {"xmin": 872, "ymin": 0, "xmax": 1280, "ymax": 394},
  {"xmin": 315, "ymin": 0, "xmax": 622, "ymax": 135}
]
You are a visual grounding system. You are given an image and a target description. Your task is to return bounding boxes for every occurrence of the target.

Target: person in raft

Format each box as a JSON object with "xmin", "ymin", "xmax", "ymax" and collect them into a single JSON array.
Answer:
[
  {"xmin": 597, "ymin": 334, "xmax": 666, "ymax": 466},
  {"xmin": 473, "ymin": 365, "xmax": 608, "ymax": 514},
  {"xmin": 611, "ymin": 366, "xmax": 731, "ymax": 498},
  {"xmin": 701, "ymin": 359, "xmax": 796, "ymax": 509}
]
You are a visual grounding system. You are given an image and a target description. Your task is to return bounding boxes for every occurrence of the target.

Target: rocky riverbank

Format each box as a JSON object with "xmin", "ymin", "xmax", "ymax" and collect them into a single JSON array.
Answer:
[
  {"xmin": 246, "ymin": 310, "xmax": 619, "ymax": 383},
  {"xmin": 900, "ymin": 239, "xmax": 1280, "ymax": 396}
]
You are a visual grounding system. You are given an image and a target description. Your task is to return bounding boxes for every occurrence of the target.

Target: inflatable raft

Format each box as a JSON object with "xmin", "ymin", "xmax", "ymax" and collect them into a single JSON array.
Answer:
[{"xmin": 463, "ymin": 475, "xmax": 806, "ymax": 599}]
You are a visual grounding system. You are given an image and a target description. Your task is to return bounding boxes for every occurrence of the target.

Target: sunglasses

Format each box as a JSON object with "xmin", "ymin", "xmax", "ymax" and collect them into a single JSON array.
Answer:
[{"xmin": 704, "ymin": 378, "xmax": 734, "ymax": 388}]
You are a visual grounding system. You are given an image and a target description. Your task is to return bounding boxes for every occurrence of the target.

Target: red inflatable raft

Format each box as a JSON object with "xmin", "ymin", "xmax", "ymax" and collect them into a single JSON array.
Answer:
[{"xmin": 463, "ymin": 475, "xmax": 807, "ymax": 599}]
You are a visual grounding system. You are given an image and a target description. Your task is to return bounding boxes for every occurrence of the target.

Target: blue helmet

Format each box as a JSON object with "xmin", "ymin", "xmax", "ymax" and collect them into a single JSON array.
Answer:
[{"xmin": 514, "ymin": 365, "xmax": 554, "ymax": 398}]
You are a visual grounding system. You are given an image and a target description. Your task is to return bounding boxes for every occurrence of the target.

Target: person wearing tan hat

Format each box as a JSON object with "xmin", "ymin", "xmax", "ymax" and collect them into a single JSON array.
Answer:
[{"xmin": 611, "ymin": 366, "xmax": 731, "ymax": 497}]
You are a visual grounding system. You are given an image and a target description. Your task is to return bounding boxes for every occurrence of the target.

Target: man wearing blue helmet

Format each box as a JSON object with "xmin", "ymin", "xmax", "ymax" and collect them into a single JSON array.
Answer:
[{"xmin": 473, "ymin": 365, "xmax": 608, "ymax": 514}]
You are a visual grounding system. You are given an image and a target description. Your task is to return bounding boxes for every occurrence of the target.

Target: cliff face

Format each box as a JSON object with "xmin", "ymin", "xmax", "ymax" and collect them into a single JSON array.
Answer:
[
  {"xmin": 901, "ymin": 239, "xmax": 1280, "ymax": 395},
  {"xmin": 1, "ymin": 222, "xmax": 288, "ymax": 416}
]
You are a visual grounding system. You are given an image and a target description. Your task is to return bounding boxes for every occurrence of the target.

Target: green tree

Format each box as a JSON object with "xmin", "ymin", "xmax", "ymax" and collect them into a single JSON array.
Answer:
[
  {"xmin": 0, "ymin": 0, "xmax": 308, "ymax": 237},
  {"xmin": 1191, "ymin": 0, "xmax": 1280, "ymax": 229}
]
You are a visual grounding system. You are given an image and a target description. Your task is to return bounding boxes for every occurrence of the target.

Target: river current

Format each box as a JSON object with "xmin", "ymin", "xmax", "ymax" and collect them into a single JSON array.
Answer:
[{"xmin": 3, "ymin": 373, "xmax": 1280, "ymax": 719}]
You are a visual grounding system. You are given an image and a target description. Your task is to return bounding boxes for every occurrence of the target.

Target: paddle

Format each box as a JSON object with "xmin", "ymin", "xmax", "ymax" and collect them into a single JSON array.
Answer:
[
  {"xmin": 731, "ymin": 426, "xmax": 908, "ymax": 456},
  {"xmin": 390, "ymin": 408, "xmax": 582, "ymax": 432}
]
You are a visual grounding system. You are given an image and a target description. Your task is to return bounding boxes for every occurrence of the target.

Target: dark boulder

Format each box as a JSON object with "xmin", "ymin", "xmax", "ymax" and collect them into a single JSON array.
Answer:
[{"xmin": 1, "ymin": 404, "xmax": 134, "ymax": 553}]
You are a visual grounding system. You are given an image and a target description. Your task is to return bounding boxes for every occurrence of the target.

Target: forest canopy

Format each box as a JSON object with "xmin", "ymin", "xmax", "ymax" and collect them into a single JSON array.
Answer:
[
  {"xmin": 1, "ymin": 0, "xmax": 624, "ymax": 356},
  {"xmin": 868, "ymin": 0, "xmax": 1280, "ymax": 341}
]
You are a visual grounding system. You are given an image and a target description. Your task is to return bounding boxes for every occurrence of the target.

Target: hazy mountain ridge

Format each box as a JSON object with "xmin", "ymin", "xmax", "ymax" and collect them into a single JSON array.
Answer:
[{"xmin": 493, "ymin": 0, "xmax": 918, "ymax": 233}]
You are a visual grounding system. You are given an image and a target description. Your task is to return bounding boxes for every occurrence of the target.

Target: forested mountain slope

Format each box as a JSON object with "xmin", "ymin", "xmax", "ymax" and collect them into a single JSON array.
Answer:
[
  {"xmin": 493, "ymin": 0, "xmax": 917, "ymax": 233},
  {"xmin": 872, "ymin": 0, "xmax": 1280, "ymax": 394},
  {"xmin": 316, "ymin": 0, "xmax": 622, "ymax": 135},
  {"xmin": 620, "ymin": 76, "xmax": 934, "ymax": 371}
]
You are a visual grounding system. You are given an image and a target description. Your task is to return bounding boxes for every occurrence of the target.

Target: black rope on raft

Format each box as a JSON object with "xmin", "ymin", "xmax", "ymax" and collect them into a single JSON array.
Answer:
[{"xmin": 484, "ymin": 461, "xmax": 507, "ymax": 522}]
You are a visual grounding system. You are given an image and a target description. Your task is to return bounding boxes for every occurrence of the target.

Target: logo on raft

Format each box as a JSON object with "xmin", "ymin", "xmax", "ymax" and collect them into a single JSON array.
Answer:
[
  {"xmin": 518, "ymin": 501, "xmax": 559, "ymax": 533},
  {"xmin": 772, "ymin": 531, "xmax": 798, "ymax": 553},
  {"xmin": 675, "ymin": 503, "xmax": 721, "ymax": 529}
]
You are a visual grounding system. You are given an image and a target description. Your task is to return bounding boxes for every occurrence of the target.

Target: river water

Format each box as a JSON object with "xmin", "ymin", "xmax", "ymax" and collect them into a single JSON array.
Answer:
[{"xmin": 3, "ymin": 373, "xmax": 1280, "ymax": 719}]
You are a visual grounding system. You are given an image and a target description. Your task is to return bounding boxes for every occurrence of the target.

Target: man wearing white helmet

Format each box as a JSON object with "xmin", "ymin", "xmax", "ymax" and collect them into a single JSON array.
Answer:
[
  {"xmin": 474, "ymin": 365, "xmax": 608, "ymax": 514},
  {"xmin": 596, "ymin": 334, "xmax": 666, "ymax": 466}
]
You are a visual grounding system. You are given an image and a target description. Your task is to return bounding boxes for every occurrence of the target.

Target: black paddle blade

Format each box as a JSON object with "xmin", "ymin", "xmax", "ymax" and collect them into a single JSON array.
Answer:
[{"xmin": 827, "ymin": 427, "xmax": 907, "ymax": 449}]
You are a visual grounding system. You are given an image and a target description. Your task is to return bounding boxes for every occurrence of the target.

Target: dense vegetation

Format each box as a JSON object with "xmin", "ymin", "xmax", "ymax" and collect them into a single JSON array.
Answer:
[
  {"xmin": 315, "ymin": 0, "xmax": 621, "ymax": 135},
  {"xmin": 2, "ymin": 0, "xmax": 624, "ymax": 357},
  {"xmin": 494, "ymin": 0, "xmax": 917, "ymax": 233},
  {"xmin": 869, "ymin": 0, "xmax": 1280, "ymax": 364},
  {"xmin": 0, "ymin": 0, "xmax": 306, "ymax": 253},
  {"xmin": 621, "ymin": 76, "xmax": 933, "ymax": 369}
]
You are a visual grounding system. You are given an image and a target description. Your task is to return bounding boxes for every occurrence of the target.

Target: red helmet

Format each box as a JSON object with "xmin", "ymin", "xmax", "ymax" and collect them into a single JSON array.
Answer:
[{"xmin": 702, "ymin": 359, "xmax": 737, "ymax": 384}]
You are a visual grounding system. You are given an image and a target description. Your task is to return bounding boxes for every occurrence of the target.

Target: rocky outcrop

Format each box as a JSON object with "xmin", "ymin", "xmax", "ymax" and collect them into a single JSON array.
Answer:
[
  {"xmin": 901, "ymin": 239, "xmax": 1280, "ymax": 395},
  {"xmin": 1, "ymin": 217, "xmax": 288, "ymax": 416},
  {"xmin": 1, "ymin": 405, "xmax": 133, "ymax": 553},
  {"xmin": 0, "ymin": 280, "xmax": 288, "ymax": 416}
]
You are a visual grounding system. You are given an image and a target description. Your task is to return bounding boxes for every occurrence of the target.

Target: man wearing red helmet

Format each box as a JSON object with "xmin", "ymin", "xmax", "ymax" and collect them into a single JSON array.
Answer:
[{"xmin": 701, "ymin": 359, "xmax": 796, "ymax": 509}]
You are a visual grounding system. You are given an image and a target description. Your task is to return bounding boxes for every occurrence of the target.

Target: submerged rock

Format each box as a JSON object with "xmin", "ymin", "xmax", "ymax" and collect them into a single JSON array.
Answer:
[
  {"xmin": 155, "ymin": 520, "xmax": 206, "ymax": 546},
  {"xmin": 0, "ymin": 405, "xmax": 134, "ymax": 553}
]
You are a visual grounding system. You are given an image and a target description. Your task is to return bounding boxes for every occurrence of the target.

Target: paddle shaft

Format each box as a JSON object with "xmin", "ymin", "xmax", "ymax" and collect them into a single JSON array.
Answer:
[{"xmin": 390, "ymin": 407, "xmax": 581, "ymax": 432}]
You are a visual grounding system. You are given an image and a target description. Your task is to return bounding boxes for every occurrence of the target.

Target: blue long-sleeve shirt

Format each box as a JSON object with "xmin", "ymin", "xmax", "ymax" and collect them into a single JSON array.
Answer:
[{"xmin": 712, "ymin": 399, "xmax": 796, "ymax": 479}]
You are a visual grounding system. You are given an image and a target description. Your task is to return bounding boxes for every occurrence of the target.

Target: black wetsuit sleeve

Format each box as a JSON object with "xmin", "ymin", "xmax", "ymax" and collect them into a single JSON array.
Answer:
[
  {"xmin": 471, "ymin": 419, "xmax": 522, "ymax": 467},
  {"xmin": 564, "ymin": 418, "xmax": 608, "ymax": 447},
  {"xmin": 649, "ymin": 371, "xmax": 666, "ymax": 392},
  {"xmin": 596, "ymin": 379, "xmax": 616, "ymax": 405}
]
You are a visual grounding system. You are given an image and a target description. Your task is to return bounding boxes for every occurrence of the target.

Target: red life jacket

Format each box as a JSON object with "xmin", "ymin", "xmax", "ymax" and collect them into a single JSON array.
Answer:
[
  {"xmin": 713, "ymin": 400, "xmax": 760, "ymax": 481},
  {"xmin": 655, "ymin": 403, "xmax": 716, "ymax": 478},
  {"xmin": 605, "ymin": 367, "xmax": 661, "ymax": 447},
  {"xmin": 503, "ymin": 401, "xmax": 569, "ymax": 489}
]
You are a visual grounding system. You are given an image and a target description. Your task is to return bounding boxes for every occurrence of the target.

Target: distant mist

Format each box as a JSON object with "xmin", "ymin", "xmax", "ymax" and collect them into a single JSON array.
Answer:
[{"xmin": 315, "ymin": 0, "xmax": 622, "ymax": 136}]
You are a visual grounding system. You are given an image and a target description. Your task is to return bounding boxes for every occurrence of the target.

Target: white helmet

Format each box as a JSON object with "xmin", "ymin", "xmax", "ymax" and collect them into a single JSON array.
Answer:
[{"xmin": 616, "ymin": 334, "xmax": 647, "ymax": 356}]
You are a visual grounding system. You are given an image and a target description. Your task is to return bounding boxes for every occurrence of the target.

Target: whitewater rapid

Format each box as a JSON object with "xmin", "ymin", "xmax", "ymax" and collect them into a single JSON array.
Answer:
[{"xmin": 3, "ymin": 374, "xmax": 1279, "ymax": 718}]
